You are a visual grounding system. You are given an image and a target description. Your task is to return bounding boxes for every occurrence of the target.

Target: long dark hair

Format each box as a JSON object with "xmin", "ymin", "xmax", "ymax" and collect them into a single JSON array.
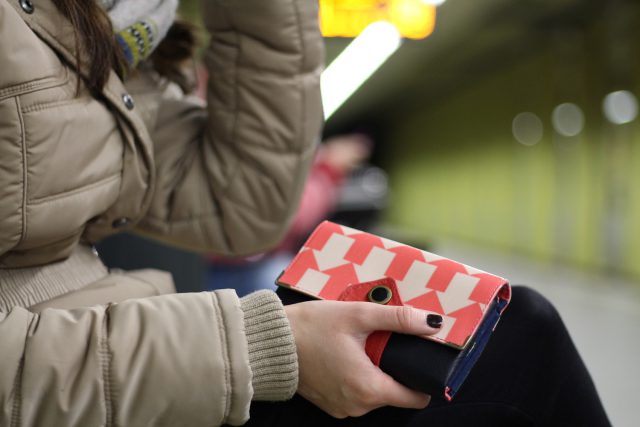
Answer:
[
  {"xmin": 52, "ymin": 0, "xmax": 196, "ymax": 94},
  {"xmin": 52, "ymin": 0, "xmax": 125, "ymax": 92}
]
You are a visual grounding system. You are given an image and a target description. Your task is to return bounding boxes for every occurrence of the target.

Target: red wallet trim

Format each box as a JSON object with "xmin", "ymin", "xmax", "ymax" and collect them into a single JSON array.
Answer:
[{"xmin": 337, "ymin": 277, "xmax": 403, "ymax": 366}]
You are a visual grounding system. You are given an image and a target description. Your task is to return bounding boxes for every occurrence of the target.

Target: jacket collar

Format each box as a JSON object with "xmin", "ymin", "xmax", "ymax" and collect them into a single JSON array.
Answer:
[{"xmin": 9, "ymin": 0, "xmax": 90, "ymax": 79}]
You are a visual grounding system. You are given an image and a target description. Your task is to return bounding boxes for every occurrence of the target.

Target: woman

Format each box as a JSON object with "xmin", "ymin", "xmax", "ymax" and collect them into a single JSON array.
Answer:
[
  {"xmin": 0, "ymin": 0, "xmax": 322, "ymax": 424},
  {"xmin": 0, "ymin": 0, "xmax": 448, "ymax": 424},
  {"xmin": 0, "ymin": 0, "xmax": 611, "ymax": 426}
]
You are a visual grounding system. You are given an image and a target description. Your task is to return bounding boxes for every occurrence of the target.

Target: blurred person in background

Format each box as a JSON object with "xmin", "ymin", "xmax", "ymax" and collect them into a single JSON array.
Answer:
[
  {"xmin": 207, "ymin": 133, "xmax": 372, "ymax": 296},
  {"xmin": 0, "ymin": 0, "xmax": 611, "ymax": 426}
]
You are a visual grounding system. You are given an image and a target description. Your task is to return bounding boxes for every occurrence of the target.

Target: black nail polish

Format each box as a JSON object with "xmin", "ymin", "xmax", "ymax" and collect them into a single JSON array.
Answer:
[{"xmin": 427, "ymin": 314, "xmax": 443, "ymax": 328}]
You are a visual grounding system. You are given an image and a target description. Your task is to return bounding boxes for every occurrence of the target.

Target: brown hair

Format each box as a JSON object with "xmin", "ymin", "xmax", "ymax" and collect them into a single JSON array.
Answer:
[
  {"xmin": 52, "ymin": 0, "xmax": 126, "ymax": 93},
  {"xmin": 151, "ymin": 20, "xmax": 198, "ymax": 93},
  {"xmin": 52, "ymin": 0, "xmax": 196, "ymax": 94}
]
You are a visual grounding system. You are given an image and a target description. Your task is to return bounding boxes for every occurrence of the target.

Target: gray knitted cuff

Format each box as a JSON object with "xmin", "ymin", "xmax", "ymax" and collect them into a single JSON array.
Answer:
[{"xmin": 240, "ymin": 290, "xmax": 298, "ymax": 401}]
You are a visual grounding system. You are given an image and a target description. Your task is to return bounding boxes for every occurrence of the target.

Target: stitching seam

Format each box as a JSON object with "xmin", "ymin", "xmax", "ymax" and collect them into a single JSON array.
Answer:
[
  {"xmin": 211, "ymin": 292, "xmax": 232, "ymax": 421},
  {"xmin": 216, "ymin": 23, "xmax": 242, "ymax": 196},
  {"xmin": 102, "ymin": 304, "xmax": 115, "ymax": 427},
  {"xmin": 21, "ymin": 98, "xmax": 80, "ymax": 114},
  {"xmin": 9, "ymin": 357, "xmax": 24, "ymax": 427},
  {"xmin": 29, "ymin": 173, "xmax": 120, "ymax": 205},
  {"xmin": 292, "ymin": 0, "xmax": 306, "ymax": 153},
  {"xmin": 15, "ymin": 97, "xmax": 28, "ymax": 247},
  {"xmin": 0, "ymin": 73, "xmax": 67, "ymax": 101}
]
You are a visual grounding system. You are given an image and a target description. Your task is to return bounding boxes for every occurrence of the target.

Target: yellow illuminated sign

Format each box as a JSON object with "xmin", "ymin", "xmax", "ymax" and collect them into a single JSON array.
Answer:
[{"xmin": 320, "ymin": 0, "xmax": 436, "ymax": 40}]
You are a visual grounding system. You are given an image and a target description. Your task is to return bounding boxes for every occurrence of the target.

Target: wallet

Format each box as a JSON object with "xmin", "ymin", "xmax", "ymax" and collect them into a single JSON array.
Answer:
[{"xmin": 276, "ymin": 221, "xmax": 511, "ymax": 401}]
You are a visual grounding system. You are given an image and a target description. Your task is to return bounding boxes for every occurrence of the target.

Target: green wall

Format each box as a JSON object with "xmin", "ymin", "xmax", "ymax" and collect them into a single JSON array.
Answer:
[{"xmin": 387, "ymin": 38, "xmax": 640, "ymax": 280}]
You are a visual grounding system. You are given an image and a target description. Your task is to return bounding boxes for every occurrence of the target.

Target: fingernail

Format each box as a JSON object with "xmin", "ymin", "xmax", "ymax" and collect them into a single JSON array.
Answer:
[{"xmin": 426, "ymin": 314, "xmax": 443, "ymax": 328}]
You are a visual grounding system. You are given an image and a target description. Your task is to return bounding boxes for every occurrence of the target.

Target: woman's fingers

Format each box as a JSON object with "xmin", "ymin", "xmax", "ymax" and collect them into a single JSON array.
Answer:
[
  {"xmin": 285, "ymin": 300, "xmax": 438, "ymax": 418},
  {"xmin": 356, "ymin": 303, "xmax": 442, "ymax": 336},
  {"xmin": 340, "ymin": 368, "xmax": 430, "ymax": 416},
  {"xmin": 374, "ymin": 373, "xmax": 431, "ymax": 409}
]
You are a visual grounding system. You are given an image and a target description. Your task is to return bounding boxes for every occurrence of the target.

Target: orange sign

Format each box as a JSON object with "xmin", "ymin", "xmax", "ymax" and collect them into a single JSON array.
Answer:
[{"xmin": 320, "ymin": 0, "xmax": 437, "ymax": 39}]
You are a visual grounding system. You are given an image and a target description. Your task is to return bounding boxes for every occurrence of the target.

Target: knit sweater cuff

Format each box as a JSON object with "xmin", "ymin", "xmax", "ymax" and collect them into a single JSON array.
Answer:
[{"xmin": 240, "ymin": 290, "xmax": 298, "ymax": 401}]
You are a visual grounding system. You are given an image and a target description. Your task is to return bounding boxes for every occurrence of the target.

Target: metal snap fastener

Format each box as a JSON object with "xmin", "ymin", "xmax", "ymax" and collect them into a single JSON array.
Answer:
[
  {"xmin": 20, "ymin": 0, "xmax": 34, "ymax": 14},
  {"xmin": 111, "ymin": 217, "xmax": 130, "ymax": 228},
  {"xmin": 367, "ymin": 285, "xmax": 392, "ymax": 305},
  {"xmin": 122, "ymin": 94, "xmax": 135, "ymax": 110}
]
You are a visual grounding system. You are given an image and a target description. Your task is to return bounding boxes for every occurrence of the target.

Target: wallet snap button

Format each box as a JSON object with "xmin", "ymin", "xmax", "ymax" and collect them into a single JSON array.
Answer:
[{"xmin": 368, "ymin": 285, "xmax": 392, "ymax": 305}]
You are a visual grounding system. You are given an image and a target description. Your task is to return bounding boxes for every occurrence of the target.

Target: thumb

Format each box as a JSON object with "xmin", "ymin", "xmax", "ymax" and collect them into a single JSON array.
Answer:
[{"xmin": 362, "ymin": 304, "xmax": 442, "ymax": 336}]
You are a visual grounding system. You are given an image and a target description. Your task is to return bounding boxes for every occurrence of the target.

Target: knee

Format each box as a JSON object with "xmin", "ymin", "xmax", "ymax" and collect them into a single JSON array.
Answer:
[{"xmin": 507, "ymin": 286, "xmax": 563, "ymax": 331}]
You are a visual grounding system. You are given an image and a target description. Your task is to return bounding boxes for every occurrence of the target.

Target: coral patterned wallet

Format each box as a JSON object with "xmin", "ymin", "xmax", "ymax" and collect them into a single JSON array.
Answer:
[{"xmin": 276, "ymin": 221, "xmax": 511, "ymax": 401}]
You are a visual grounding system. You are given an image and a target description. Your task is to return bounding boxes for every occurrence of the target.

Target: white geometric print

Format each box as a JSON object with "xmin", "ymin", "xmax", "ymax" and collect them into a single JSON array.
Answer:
[
  {"xmin": 460, "ymin": 264, "xmax": 488, "ymax": 276},
  {"xmin": 380, "ymin": 237, "xmax": 403, "ymax": 249},
  {"xmin": 396, "ymin": 261, "xmax": 438, "ymax": 302},
  {"xmin": 421, "ymin": 250, "xmax": 446, "ymax": 263},
  {"xmin": 437, "ymin": 273, "xmax": 480, "ymax": 314},
  {"xmin": 339, "ymin": 224, "xmax": 361, "ymax": 236},
  {"xmin": 314, "ymin": 233, "xmax": 354, "ymax": 271},
  {"xmin": 354, "ymin": 246, "xmax": 396, "ymax": 282},
  {"xmin": 297, "ymin": 269, "xmax": 330, "ymax": 294}
]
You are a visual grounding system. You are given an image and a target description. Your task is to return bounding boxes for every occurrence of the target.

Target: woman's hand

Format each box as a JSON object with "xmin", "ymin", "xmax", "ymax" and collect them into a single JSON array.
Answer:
[{"xmin": 284, "ymin": 301, "xmax": 440, "ymax": 418}]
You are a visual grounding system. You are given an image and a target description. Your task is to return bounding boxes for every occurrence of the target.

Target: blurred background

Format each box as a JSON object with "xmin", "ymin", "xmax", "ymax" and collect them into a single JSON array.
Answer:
[{"xmin": 99, "ymin": 0, "xmax": 640, "ymax": 425}]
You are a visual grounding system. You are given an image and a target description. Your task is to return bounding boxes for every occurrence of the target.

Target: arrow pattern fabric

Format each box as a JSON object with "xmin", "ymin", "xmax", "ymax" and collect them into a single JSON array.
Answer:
[{"xmin": 278, "ymin": 221, "xmax": 511, "ymax": 348}]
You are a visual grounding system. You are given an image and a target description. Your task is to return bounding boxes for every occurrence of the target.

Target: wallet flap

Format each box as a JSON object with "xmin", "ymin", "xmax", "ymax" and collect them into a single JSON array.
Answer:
[{"xmin": 277, "ymin": 221, "xmax": 511, "ymax": 349}]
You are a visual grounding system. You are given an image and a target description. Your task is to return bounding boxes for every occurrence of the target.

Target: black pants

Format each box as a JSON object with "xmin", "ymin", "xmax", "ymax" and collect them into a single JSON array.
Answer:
[{"xmin": 244, "ymin": 287, "xmax": 611, "ymax": 427}]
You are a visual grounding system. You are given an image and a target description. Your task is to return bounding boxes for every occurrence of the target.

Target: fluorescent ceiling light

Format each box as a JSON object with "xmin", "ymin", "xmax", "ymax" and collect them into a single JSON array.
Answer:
[
  {"xmin": 321, "ymin": 21, "xmax": 402, "ymax": 120},
  {"xmin": 422, "ymin": 0, "xmax": 447, "ymax": 6}
]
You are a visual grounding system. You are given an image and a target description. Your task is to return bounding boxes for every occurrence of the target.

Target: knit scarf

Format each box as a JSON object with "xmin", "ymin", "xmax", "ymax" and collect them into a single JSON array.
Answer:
[{"xmin": 99, "ymin": 0, "xmax": 178, "ymax": 68}]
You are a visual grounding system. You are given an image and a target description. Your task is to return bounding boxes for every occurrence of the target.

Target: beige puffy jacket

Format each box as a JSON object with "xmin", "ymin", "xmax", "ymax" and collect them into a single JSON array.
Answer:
[{"xmin": 0, "ymin": 0, "xmax": 323, "ymax": 425}]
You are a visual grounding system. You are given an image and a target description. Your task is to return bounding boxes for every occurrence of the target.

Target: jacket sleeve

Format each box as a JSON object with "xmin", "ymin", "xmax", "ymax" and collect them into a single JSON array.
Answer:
[
  {"xmin": 136, "ymin": 0, "xmax": 324, "ymax": 256},
  {"xmin": 0, "ymin": 290, "xmax": 297, "ymax": 426}
]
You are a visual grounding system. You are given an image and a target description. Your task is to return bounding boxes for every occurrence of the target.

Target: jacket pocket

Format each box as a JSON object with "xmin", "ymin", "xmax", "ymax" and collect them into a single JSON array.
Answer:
[{"xmin": 0, "ymin": 66, "xmax": 69, "ymax": 102}]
